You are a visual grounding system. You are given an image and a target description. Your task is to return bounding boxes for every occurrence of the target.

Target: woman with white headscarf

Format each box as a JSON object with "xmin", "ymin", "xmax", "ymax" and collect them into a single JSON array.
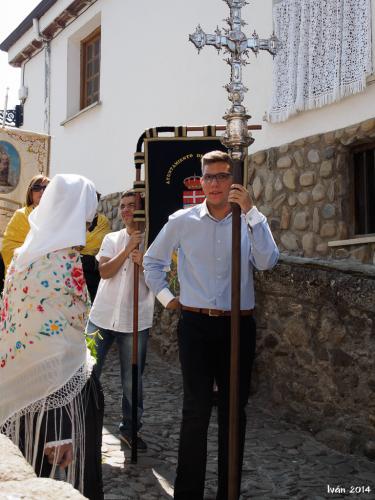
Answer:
[{"xmin": 0, "ymin": 174, "xmax": 104, "ymax": 500}]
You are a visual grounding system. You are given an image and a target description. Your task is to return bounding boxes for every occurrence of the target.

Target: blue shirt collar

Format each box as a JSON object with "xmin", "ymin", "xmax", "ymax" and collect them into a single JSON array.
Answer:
[{"xmin": 199, "ymin": 200, "xmax": 232, "ymax": 222}]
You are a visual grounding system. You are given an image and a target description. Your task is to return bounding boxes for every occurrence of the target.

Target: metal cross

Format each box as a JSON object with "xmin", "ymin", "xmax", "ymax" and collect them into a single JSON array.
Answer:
[{"xmin": 189, "ymin": 0, "xmax": 280, "ymax": 156}]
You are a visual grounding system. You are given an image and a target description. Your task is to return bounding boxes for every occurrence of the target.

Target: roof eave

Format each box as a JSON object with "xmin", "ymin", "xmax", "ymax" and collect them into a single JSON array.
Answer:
[{"xmin": 0, "ymin": 0, "xmax": 59, "ymax": 52}]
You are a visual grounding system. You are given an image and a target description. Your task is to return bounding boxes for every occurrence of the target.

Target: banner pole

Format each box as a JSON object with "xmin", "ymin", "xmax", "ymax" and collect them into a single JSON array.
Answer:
[{"xmin": 131, "ymin": 167, "xmax": 141, "ymax": 464}]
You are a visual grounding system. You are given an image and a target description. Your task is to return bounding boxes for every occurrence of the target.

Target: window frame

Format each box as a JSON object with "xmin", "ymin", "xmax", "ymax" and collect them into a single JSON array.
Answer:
[
  {"xmin": 350, "ymin": 141, "xmax": 375, "ymax": 237},
  {"xmin": 80, "ymin": 26, "xmax": 101, "ymax": 110}
]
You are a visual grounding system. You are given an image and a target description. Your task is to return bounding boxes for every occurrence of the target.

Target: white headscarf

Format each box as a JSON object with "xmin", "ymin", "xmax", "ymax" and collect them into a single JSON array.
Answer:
[{"xmin": 14, "ymin": 174, "xmax": 98, "ymax": 272}]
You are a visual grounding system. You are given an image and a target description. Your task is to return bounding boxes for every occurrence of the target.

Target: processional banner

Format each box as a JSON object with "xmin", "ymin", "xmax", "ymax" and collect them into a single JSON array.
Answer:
[
  {"xmin": 0, "ymin": 127, "xmax": 50, "ymax": 241},
  {"xmin": 135, "ymin": 126, "xmax": 227, "ymax": 248}
]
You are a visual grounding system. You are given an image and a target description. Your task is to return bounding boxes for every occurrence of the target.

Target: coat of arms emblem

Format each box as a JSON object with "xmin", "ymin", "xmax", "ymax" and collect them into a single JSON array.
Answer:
[{"xmin": 183, "ymin": 175, "xmax": 205, "ymax": 208}]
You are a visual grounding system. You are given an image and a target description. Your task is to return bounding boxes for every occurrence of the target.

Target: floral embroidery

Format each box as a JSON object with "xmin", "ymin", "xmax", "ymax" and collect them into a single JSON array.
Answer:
[
  {"xmin": 0, "ymin": 248, "xmax": 88, "ymax": 365},
  {"xmin": 41, "ymin": 320, "xmax": 64, "ymax": 336},
  {"xmin": 71, "ymin": 266, "xmax": 85, "ymax": 293}
]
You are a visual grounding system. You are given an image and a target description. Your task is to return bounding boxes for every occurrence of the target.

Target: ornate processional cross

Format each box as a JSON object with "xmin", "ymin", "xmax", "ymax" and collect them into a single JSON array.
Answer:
[
  {"xmin": 188, "ymin": 3, "xmax": 280, "ymax": 500},
  {"xmin": 189, "ymin": 0, "xmax": 280, "ymax": 156}
]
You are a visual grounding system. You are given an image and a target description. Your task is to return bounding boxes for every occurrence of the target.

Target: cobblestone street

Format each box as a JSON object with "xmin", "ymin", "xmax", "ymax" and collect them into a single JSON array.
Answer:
[{"xmin": 101, "ymin": 343, "xmax": 375, "ymax": 500}]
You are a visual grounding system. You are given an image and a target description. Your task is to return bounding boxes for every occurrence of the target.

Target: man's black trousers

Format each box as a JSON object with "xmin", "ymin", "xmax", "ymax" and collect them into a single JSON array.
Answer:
[{"xmin": 174, "ymin": 310, "xmax": 256, "ymax": 500}]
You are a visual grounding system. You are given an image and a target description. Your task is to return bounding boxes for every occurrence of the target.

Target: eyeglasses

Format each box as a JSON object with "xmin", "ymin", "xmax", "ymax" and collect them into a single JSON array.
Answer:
[
  {"xmin": 201, "ymin": 173, "xmax": 232, "ymax": 183},
  {"xmin": 31, "ymin": 184, "xmax": 47, "ymax": 192},
  {"xmin": 120, "ymin": 203, "xmax": 136, "ymax": 210}
]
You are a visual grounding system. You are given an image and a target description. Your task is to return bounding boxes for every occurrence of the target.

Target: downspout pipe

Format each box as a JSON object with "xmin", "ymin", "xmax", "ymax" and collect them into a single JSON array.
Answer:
[
  {"xmin": 33, "ymin": 18, "xmax": 51, "ymax": 135},
  {"xmin": 2, "ymin": 87, "xmax": 9, "ymax": 127}
]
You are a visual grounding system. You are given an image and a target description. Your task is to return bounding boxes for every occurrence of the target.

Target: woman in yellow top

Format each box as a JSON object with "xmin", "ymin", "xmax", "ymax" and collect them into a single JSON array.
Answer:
[
  {"xmin": 1, "ymin": 174, "xmax": 50, "ymax": 272},
  {"xmin": 80, "ymin": 194, "xmax": 110, "ymax": 302}
]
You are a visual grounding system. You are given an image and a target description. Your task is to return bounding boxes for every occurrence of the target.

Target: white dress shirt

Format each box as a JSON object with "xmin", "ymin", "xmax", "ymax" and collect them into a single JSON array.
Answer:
[
  {"xmin": 143, "ymin": 202, "xmax": 279, "ymax": 310},
  {"xmin": 89, "ymin": 229, "xmax": 155, "ymax": 332}
]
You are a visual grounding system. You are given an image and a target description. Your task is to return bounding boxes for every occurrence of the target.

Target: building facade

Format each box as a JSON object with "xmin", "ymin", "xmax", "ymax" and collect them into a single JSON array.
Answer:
[
  {"xmin": 1, "ymin": 0, "xmax": 374, "ymax": 195},
  {"xmin": 2, "ymin": 0, "xmax": 375, "ymax": 456}
]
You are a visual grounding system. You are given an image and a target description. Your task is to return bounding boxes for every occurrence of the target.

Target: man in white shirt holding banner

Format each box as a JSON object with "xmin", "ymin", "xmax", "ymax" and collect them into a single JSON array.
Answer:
[
  {"xmin": 87, "ymin": 190, "xmax": 154, "ymax": 451},
  {"xmin": 144, "ymin": 150, "xmax": 279, "ymax": 499}
]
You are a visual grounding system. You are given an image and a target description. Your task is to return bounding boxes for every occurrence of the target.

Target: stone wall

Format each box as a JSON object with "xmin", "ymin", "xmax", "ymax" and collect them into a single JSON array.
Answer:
[
  {"xmin": 248, "ymin": 117, "xmax": 375, "ymax": 265},
  {"xmin": 255, "ymin": 256, "xmax": 375, "ymax": 456},
  {"xmin": 97, "ymin": 192, "xmax": 122, "ymax": 230},
  {"xmin": 0, "ymin": 434, "xmax": 85, "ymax": 499},
  {"xmin": 151, "ymin": 301, "xmax": 180, "ymax": 359}
]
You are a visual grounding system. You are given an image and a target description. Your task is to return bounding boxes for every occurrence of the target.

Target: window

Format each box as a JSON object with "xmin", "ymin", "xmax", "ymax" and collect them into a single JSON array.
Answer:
[
  {"xmin": 353, "ymin": 145, "xmax": 375, "ymax": 235},
  {"xmin": 80, "ymin": 27, "xmax": 101, "ymax": 110}
]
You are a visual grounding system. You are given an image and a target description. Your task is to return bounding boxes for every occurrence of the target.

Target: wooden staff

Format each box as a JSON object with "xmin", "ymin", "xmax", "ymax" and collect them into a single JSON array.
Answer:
[
  {"xmin": 131, "ymin": 169, "xmax": 143, "ymax": 464},
  {"xmin": 228, "ymin": 157, "xmax": 243, "ymax": 499}
]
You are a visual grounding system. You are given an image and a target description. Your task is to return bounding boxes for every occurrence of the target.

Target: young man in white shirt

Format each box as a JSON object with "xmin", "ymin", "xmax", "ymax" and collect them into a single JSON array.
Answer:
[{"xmin": 87, "ymin": 191, "xmax": 155, "ymax": 450}]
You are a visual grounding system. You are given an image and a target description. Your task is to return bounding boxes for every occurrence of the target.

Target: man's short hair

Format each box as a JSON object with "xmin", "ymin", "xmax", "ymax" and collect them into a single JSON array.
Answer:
[
  {"xmin": 121, "ymin": 189, "xmax": 136, "ymax": 199},
  {"xmin": 120, "ymin": 189, "xmax": 145, "ymax": 210},
  {"xmin": 201, "ymin": 150, "xmax": 233, "ymax": 174}
]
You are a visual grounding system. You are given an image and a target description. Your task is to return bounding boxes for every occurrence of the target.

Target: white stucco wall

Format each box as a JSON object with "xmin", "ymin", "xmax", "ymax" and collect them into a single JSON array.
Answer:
[{"xmin": 8, "ymin": 0, "xmax": 375, "ymax": 194}]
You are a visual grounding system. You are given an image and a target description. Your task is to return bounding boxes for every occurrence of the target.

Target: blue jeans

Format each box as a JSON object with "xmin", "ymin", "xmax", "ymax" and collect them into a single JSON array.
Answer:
[{"xmin": 86, "ymin": 320, "xmax": 149, "ymax": 434}]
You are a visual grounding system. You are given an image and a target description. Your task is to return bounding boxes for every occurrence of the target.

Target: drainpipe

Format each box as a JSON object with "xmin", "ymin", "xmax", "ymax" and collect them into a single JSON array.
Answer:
[
  {"xmin": 33, "ymin": 18, "xmax": 51, "ymax": 135},
  {"xmin": 1, "ymin": 87, "xmax": 9, "ymax": 128}
]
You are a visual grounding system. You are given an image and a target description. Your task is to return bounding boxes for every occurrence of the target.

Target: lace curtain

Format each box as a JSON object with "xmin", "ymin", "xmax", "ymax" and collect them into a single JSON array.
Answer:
[{"xmin": 267, "ymin": 0, "xmax": 373, "ymax": 123}]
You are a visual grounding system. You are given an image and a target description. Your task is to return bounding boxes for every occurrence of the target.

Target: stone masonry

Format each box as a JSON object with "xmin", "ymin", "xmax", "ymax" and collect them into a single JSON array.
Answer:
[
  {"xmin": 0, "ymin": 434, "xmax": 85, "ymax": 499},
  {"xmin": 255, "ymin": 256, "xmax": 375, "ymax": 457},
  {"xmin": 248, "ymin": 117, "xmax": 375, "ymax": 264}
]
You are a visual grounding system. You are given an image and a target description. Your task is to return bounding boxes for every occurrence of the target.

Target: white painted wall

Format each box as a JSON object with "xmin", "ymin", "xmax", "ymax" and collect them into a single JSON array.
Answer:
[{"xmin": 8, "ymin": 0, "xmax": 375, "ymax": 194}]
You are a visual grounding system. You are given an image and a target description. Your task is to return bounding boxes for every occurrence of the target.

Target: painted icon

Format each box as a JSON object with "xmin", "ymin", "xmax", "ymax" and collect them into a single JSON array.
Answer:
[{"xmin": 0, "ymin": 141, "xmax": 21, "ymax": 192}]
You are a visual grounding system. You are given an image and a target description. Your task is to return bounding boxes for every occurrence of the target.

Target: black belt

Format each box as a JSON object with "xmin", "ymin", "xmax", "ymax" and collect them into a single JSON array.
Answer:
[{"xmin": 181, "ymin": 305, "xmax": 253, "ymax": 317}]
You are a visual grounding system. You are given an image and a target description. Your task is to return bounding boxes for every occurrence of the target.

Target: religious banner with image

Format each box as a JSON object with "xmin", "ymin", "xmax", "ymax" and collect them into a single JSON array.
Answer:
[{"xmin": 0, "ymin": 127, "xmax": 50, "ymax": 242}]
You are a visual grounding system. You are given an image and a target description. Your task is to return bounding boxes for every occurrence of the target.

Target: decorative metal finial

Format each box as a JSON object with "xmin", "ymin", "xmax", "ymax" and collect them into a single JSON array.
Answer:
[{"xmin": 189, "ymin": 0, "xmax": 281, "ymax": 156}]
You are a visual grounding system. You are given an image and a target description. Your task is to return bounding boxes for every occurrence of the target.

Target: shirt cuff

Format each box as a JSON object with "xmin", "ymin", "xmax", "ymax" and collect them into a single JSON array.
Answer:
[
  {"xmin": 44, "ymin": 439, "xmax": 72, "ymax": 448},
  {"xmin": 157, "ymin": 288, "xmax": 175, "ymax": 308},
  {"xmin": 245, "ymin": 206, "xmax": 266, "ymax": 227},
  {"xmin": 96, "ymin": 252, "xmax": 112, "ymax": 262}
]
